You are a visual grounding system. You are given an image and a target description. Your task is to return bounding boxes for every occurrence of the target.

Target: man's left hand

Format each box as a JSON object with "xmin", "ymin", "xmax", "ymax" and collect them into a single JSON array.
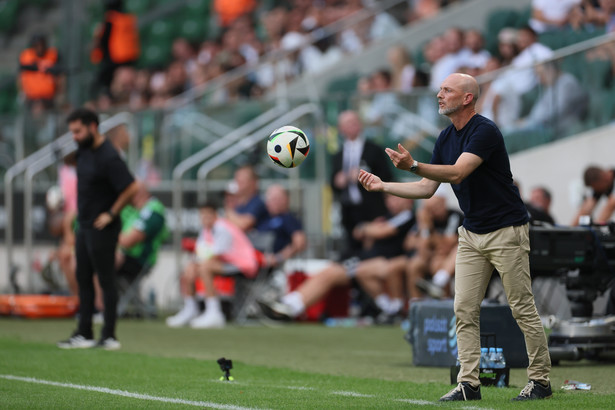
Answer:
[
  {"xmin": 385, "ymin": 143, "xmax": 414, "ymax": 171},
  {"xmin": 94, "ymin": 212, "xmax": 113, "ymax": 230}
]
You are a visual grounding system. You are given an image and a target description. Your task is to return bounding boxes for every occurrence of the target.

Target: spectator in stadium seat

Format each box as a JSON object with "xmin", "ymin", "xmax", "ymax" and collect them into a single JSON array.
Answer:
[
  {"xmin": 224, "ymin": 165, "xmax": 269, "ymax": 233},
  {"xmin": 489, "ymin": 26, "xmax": 553, "ymax": 129},
  {"xmin": 387, "ymin": 45, "xmax": 418, "ymax": 94},
  {"xmin": 213, "ymin": 0, "xmax": 257, "ymax": 28},
  {"xmin": 258, "ymin": 194, "xmax": 415, "ymax": 322},
  {"xmin": 525, "ymin": 186, "xmax": 556, "ymax": 225},
  {"xmin": 171, "ymin": 38, "xmax": 198, "ymax": 79},
  {"xmin": 331, "ymin": 110, "xmax": 393, "ymax": 258},
  {"xmin": 429, "ymin": 27, "xmax": 467, "ymax": 90},
  {"xmin": 457, "ymin": 29, "xmax": 491, "ymax": 72},
  {"xmin": 407, "ymin": 0, "xmax": 442, "ymax": 23},
  {"xmin": 359, "ymin": 73, "xmax": 552, "ymax": 401},
  {"xmin": 529, "ymin": 0, "xmax": 584, "ymax": 33},
  {"xmin": 572, "ymin": 165, "xmax": 615, "ymax": 225},
  {"xmin": 166, "ymin": 201, "xmax": 258, "ymax": 328},
  {"xmin": 406, "ymin": 193, "xmax": 463, "ymax": 300},
  {"xmin": 116, "ymin": 182, "xmax": 168, "ymax": 284},
  {"xmin": 513, "ymin": 61, "xmax": 588, "ymax": 134},
  {"xmin": 495, "ymin": 27, "xmax": 519, "ymax": 67},
  {"xmin": 362, "ymin": 69, "xmax": 402, "ymax": 133},
  {"xmin": 583, "ymin": 0, "xmax": 615, "ymax": 32},
  {"xmin": 18, "ymin": 33, "xmax": 62, "ymax": 113},
  {"xmin": 256, "ymin": 184, "xmax": 307, "ymax": 267}
]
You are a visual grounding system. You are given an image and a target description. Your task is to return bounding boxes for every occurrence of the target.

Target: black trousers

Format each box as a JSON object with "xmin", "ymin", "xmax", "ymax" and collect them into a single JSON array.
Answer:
[{"xmin": 75, "ymin": 222, "xmax": 121, "ymax": 340}]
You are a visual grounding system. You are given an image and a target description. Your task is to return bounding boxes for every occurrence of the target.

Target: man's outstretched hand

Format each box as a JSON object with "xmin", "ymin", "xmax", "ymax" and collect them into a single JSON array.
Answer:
[
  {"xmin": 358, "ymin": 169, "xmax": 384, "ymax": 192},
  {"xmin": 385, "ymin": 143, "xmax": 414, "ymax": 171}
]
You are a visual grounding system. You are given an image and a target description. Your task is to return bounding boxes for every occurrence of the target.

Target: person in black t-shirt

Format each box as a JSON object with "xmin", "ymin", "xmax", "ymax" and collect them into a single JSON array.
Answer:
[
  {"xmin": 57, "ymin": 108, "xmax": 137, "ymax": 351},
  {"xmin": 359, "ymin": 73, "xmax": 552, "ymax": 402},
  {"xmin": 525, "ymin": 186, "xmax": 556, "ymax": 225},
  {"xmin": 572, "ymin": 166, "xmax": 615, "ymax": 226}
]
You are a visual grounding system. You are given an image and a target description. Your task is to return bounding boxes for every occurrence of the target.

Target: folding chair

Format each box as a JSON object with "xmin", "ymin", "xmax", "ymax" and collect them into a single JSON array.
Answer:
[
  {"xmin": 117, "ymin": 263, "xmax": 155, "ymax": 318},
  {"xmin": 180, "ymin": 232, "xmax": 275, "ymax": 324},
  {"xmin": 231, "ymin": 231, "xmax": 276, "ymax": 324}
]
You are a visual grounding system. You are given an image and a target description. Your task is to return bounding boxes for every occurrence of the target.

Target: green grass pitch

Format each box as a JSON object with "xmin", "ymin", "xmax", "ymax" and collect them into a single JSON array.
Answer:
[{"xmin": 1, "ymin": 317, "xmax": 614, "ymax": 409}]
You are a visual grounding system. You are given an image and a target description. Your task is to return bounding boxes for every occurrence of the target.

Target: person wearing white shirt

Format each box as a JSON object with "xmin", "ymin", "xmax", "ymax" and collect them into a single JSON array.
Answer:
[{"xmin": 529, "ymin": 0, "xmax": 583, "ymax": 33}]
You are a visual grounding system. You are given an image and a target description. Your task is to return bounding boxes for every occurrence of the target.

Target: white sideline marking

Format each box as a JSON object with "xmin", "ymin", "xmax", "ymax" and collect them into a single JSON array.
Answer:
[
  {"xmin": 0, "ymin": 374, "xmax": 264, "ymax": 410},
  {"xmin": 331, "ymin": 390, "xmax": 375, "ymax": 398},
  {"xmin": 395, "ymin": 399, "xmax": 434, "ymax": 405}
]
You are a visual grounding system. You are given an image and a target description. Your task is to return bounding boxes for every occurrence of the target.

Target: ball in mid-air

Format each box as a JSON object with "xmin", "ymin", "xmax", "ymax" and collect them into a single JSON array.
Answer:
[{"xmin": 267, "ymin": 126, "xmax": 310, "ymax": 168}]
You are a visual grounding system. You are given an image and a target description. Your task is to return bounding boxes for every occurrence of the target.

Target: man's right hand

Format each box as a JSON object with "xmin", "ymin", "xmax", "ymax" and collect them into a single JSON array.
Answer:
[{"xmin": 358, "ymin": 169, "xmax": 384, "ymax": 192}]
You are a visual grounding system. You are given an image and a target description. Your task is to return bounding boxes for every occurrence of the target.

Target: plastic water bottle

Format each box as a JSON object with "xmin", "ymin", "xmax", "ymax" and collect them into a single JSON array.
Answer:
[
  {"xmin": 479, "ymin": 348, "xmax": 488, "ymax": 368},
  {"xmin": 495, "ymin": 347, "xmax": 506, "ymax": 368},
  {"xmin": 487, "ymin": 347, "xmax": 497, "ymax": 368}
]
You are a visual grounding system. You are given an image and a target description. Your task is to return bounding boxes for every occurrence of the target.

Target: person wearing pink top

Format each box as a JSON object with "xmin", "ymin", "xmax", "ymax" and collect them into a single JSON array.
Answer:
[
  {"xmin": 166, "ymin": 201, "xmax": 258, "ymax": 329},
  {"xmin": 55, "ymin": 157, "xmax": 79, "ymax": 295}
]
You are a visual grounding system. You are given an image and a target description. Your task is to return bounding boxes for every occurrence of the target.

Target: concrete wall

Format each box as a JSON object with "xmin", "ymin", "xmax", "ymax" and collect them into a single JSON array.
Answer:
[{"xmin": 510, "ymin": 123, "xmax": 615, "ymax": 225}]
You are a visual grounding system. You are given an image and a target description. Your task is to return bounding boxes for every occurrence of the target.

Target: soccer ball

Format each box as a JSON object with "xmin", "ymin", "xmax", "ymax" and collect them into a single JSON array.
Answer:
[
  {"xmin": 267, "ymin": 125, "xmax": 310, "ymax": 168},
  {"xmin": 45, "ymin": 185, "xmax": 64, "ymax": 212}
]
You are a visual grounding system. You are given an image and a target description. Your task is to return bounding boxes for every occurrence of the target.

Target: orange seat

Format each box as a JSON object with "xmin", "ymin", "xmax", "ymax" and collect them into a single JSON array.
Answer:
[{"xmin": 0, "ymin": 294, "xmax": 79, "ymax": 318}]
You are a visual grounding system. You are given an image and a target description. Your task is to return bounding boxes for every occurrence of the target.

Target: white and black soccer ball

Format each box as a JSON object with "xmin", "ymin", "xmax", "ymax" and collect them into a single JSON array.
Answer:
[{"xmin": 266, "ymin": 125, "xmax": 310, "ymax": 168}]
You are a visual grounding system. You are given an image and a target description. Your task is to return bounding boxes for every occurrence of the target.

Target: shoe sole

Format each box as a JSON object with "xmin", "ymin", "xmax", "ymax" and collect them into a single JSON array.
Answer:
[
  {"xmin": 257, "ymin": 301, "xmax": 292, "ymax": 321},
  {"xmin": 190, "ymin": 323, "xmax": 225, "ymax": 329},
  {"xmin": 57, "ymin": 343, "xmax": 96, "ymax": 349},
  {"xmin": 512, "ymin": 394, "xmax": 552, "ymax": 401},
  {"xmin": 99, "ymin": 344, "xmax": 121, "ymax": 351}
]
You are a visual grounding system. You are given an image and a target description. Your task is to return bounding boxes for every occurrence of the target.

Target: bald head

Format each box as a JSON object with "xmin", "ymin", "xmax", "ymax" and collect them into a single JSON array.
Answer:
[
  {"xmin": 450, "ymin": 73, "xmax": 480, "ymax": 103},
  {"xmin": 437, "ymin": 73, "xmax": 480, "ymax": 120}
]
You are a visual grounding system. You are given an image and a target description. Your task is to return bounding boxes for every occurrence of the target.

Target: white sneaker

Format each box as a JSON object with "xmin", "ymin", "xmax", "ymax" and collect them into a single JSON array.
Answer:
[
  {"xmin": 57, "ymin": 334, "xmax": 97, "ymax": 349},
  {"xmin": 166, "ymin": 304, "xmax": 198, "ymax": 328},
  {"xmin": 96, "ymin": 337, "xmax": 121, "ymax": 351},
  {"xmin": 190, "ymin": 310, "xmax": 226, "ymax": 329}
]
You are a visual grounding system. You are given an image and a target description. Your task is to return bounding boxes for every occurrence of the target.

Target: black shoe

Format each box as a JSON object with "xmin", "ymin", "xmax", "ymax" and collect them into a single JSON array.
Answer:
[
  {"xmin": 513, "ymin": 380, "xmax": 552, "ymax": 401},
  {"xmin": 257, "ymin": 298, "xmax": 293, "ymax": 321},
  {"xmin": 57, "ymin": 333, "xmax": 96, "ymax": 349},
  {"xmin": 439, "ymin": 382, "xmax": 481, "ymax": 401},
  {"xmin": 96, "ymin": 337, "xmax": 121, "ymax": 351}
]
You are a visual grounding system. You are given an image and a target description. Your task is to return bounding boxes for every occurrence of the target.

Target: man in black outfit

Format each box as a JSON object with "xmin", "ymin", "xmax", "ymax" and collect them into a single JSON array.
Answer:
[
  {"xmin": 331, "ymin": 110, "xmax": 393, "ymax": 258},
  {"xmin": 58, "ymin": 108, "xmax": 137, "ymax": 350}
]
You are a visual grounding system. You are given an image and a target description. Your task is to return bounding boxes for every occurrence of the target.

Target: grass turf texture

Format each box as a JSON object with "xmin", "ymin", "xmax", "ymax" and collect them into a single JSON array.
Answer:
[{"xmin": 1, "ymin": 318, "xmax": 614, "ymax": 409}]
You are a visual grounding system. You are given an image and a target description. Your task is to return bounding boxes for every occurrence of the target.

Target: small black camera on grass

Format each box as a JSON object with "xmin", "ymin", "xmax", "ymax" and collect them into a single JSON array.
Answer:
[{"xmin": 217, "ymin": 357, "xmax": 234, "ymax": 381}]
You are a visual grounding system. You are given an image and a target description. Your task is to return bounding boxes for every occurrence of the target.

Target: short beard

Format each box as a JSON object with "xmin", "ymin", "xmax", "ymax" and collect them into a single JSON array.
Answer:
[
  {"xmin": 439, "ymin": 103, "xmax": 462, "ymax": 116},
  {"xmin": 77, "ymin": 133, "xmax": 95, "ymax": 149}
]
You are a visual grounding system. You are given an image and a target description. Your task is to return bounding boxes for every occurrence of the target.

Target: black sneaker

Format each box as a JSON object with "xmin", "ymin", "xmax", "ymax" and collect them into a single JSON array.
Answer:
[
  {"xmin": 513, "ymin": 380, "xmax": 552, "ymax": 401},
  {"xmin": 257, "ymin": 298, "xmax": 293, "ymax": 321},
  {"xmin": 439, "ymin": 382, "xmax": 481, "ymax": 401},
  {"xmin": 57, "ymin": 333, "xmax": 96, "ymax": 349},
  {"xmin": 96, "ymin": 337, "xmax": 121, "ymax": 351}
]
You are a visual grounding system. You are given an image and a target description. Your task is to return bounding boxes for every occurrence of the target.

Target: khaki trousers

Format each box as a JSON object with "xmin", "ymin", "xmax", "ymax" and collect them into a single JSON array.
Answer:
[{"xmin": 455, "ymin": 223, "xmax": 551, "ymax": 386}]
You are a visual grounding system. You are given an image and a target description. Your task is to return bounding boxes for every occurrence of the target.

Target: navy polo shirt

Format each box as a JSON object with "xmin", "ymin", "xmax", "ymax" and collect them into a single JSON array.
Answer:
[{"xmin": 430, "ymin": 114, "xmax": 528, "ymax": 234}]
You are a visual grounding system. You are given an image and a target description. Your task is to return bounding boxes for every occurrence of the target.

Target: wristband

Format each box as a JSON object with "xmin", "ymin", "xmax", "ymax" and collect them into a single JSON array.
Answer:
[{"xmin": 108, "ymin": 210, "xmax": 116, "ymax": 219}]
